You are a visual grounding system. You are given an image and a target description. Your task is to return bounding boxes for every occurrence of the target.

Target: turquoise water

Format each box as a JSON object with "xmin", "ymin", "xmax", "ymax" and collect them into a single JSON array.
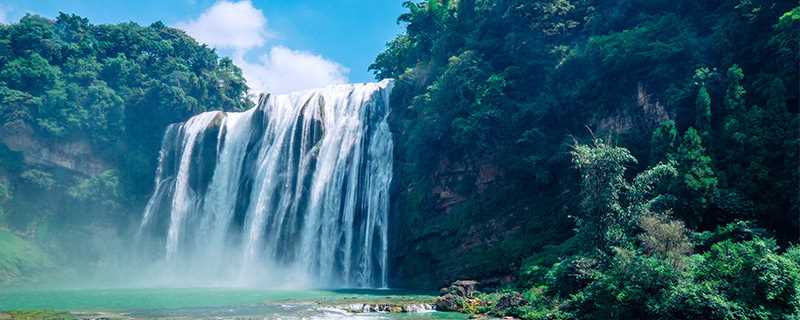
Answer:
[{"xmin": 0, "ymin": 288, "xmax": 467, "ymax": 319}]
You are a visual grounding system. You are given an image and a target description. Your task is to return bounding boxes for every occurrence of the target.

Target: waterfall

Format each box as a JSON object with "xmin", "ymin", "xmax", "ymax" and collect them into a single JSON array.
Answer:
[{"xmin": 137, "ymin": 80, "xmax": 394, "ymax": 288}]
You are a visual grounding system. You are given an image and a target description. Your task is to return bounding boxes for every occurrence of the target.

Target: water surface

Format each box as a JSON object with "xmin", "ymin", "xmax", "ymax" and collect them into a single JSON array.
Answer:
[{"xmin": 0, "ymin": 288, "xmax": 466, "ymax": 319}]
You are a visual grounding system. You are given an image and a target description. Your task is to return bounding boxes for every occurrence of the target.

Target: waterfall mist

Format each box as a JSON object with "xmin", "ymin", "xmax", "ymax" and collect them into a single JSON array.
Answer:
[{"xmin": 132, "ymin": 80, "xmax": 394, "ymax": 288}]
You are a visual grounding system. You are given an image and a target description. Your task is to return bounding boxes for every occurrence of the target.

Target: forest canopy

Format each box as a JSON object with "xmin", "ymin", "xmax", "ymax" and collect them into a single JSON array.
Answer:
[
  {"xmin": 373, "ymin": 0, "xmax": 800, "ymax": 318},
  {"xmin": 0, "ymin": 13, "xmax": 251, "ymax": 235},
  {"xmin": 372, "ymin": 0, "xmax": 798, "ymax": 242}
]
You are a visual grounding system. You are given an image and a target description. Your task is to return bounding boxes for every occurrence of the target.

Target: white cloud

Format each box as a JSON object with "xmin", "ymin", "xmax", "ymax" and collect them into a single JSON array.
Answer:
[
  {"xmin": 176, "ymin": 1, "xmax": 349, "ymax": 96},
  {"xmin": 176, "ymin": 0, "xmax": 268, "ymax": 51},
  {"xmin": 235, "ymin": 46, "xmax": 349, "ymax": 95}
]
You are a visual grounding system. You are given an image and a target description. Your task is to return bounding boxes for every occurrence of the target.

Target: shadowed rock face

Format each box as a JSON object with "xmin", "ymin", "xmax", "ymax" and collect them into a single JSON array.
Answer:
[
  {"xmin": 137, "ymin": 80, "xmax": 395, "ymax": 288},
  {"xmin": 0, "ymin": 124, "xmax": 110, "ymax": 177}
]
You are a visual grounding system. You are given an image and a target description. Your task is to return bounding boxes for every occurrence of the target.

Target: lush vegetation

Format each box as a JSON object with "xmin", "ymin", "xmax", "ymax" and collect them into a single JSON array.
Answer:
[
  {"xmin": 0, "ymin": 13, "xmax": 251, "ymax": 280},
  {"xmin": 372, "ymin": 0, "xmax": 799, "ymax": 318},
  {"xmin": 473, "ymin": 141, "xmax": 799, "ymax": 319},
  {"xmin": 0, "ymin": 2, "xmax": 796, "ymax": 318}
]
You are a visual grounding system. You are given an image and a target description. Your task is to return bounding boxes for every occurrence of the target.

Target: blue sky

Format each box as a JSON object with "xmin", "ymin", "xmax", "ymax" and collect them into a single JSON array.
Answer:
[{"xmin": 0, "ymin": 1, "xmax": 406, "ymax": 93}]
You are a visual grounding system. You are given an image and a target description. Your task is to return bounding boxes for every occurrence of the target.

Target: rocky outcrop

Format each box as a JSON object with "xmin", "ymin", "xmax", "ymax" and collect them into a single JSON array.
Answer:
[
  {"xmin": 441, "ymin": 280, "xmax": 479, "ymax": 297},
  {"xmin": 387, "ymin": 96, "xmax": 573, "ymax": 288},
  {"xmin": 0, "ymin": 124, "xmax": 110, "ymax": 176},
  {"xmin": 335, "ymin": 303, "xmax": 435, "ymax": 313},
  {"xmin": 435, "ymin": 280, "xmax": 483, "ymax": 312},
  {"xmin": 433, "ymin": 281, "xmax": 528, "ymax": 319}
]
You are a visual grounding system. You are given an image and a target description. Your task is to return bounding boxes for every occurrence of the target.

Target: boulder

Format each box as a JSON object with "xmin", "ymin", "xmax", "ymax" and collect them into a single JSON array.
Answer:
[
  {"xmin": 435, "ymin": 293, "xmax": 463, "ymax": 311},
  {"xmin": 441, "ymin": 279, "xmax": 479, "ymax": 298},
  {"xmin": 435, "ymin": 280, "xmax": 482, "ymax": 312}
]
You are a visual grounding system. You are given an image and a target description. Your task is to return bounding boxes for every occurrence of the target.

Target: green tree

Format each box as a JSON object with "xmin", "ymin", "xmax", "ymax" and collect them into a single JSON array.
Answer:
[
  {"xmin": 769, "ymin": 7, "xmax": 800, "ymax": 65},
  {"xmin": 572, "ymin": 139, "xmax": 676, "ymax": 249},
  {"xmin": 673, "ymin": 128, "xmax": 717, "ymax": 228},
  {"xmin": 571, "ymin": 140, "xmax": 635, "ymax": 248},
  {"xmin": 724, "ymin": 64, "xmax": 745, "ymax": 115},
  {"xmin": 650, "ymin": 120, "xmax": 678, "ymax": 164},
  {"xmin": 0, "ymin": 53, "xmax": 59, "ymax": 95},
  {"xmin": 694, "ymin": 86, "xmax": 711, "ymax": 134},
  {"xmin": 9, "ymin": 15, "xmax": 62, "ymax": 60},
  {"xmin": 669, "ymin": 237, "xmax": 800, "ymax": 319}
]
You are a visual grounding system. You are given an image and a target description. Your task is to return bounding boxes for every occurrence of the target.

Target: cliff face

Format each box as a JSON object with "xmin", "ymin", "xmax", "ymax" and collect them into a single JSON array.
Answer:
[
  {"xmin": 384, "ymin": 84, "xmax": 665, "ymax": 289},
  {"xmin": 0, "ymin": 121, "xmax": 123, "ymax": 238},
  {"xmin": 0, "ymin": 124, "xmax": 111, "ymax": 177},
  {"xmin": 386, "ymin": 101, "xmax": 574, "ymax": 289}
]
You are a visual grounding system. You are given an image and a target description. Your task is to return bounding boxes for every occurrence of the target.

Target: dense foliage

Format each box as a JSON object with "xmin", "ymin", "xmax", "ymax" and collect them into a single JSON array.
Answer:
[
  {"xmin": 473, "ymin": 142, "xmax": 800, "ymax": 319},
  {"xmin": 0, "ymin": 14, "xmax": 250, "ymax": 270},
  {"xmin": 0, "ymin": 5, "xmax": 794, "ymax": 316},
  {"xmin": 374, "ymin": 0, "xmax": 798, "ymax": 285},
  {"xmin": 373, "ymin": 0, "xmax": 799, "ymax": 316}
]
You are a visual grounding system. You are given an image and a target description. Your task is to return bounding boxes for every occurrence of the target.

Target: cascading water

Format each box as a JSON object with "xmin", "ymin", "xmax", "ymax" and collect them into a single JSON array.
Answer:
[{"xmin": 137, "ymin": 80, "xmax": 394, "ymax": 288}]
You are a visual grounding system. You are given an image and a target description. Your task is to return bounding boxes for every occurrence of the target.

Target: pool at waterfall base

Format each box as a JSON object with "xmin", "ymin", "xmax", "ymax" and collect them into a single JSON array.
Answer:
[{"xmin": 0, "ymin": 288, "xmax": 468, "ymax": 319}]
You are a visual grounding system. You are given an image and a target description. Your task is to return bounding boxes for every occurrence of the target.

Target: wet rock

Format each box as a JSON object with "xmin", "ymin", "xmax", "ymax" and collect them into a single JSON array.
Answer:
[
  {"xmin": 435, "ymin": 280, "xmax": 482, "ymax": 312},
  {"xmin": 435, "ymin": 293, "xmax": 463, "ymax": 311},
  {"xmin": 0, "ymin": 123, "xmax": 111, "ymax": 176},
  {"xmin": 402, "ymin": 304, "xmax": 434, "ymax": 312},
  {"xmin": 440, "ymin": 280, "xmax": 479, "ymax": 298},
  {"xmin": 337, "ymin": 303, "xmax": 435, "ymax": 313}
]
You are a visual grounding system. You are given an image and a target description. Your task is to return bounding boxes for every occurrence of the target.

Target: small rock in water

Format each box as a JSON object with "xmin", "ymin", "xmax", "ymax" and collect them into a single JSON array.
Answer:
[{"xmin": 337, "ymin": 302, "xmax": 435, "ymax": 313}]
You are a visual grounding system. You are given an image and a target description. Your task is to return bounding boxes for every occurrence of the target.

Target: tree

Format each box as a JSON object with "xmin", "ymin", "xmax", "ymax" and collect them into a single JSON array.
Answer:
[
  {"xmin": 673, "ymin": 128, "xmax": 717, "ymax": 228},
  {"xmin": 572, "ymin": 140, "xmax": 635, "ymax": 248},
  {"xmin": 724, "ymin": 64, "xmax": 745, "ymax": 115},
  {"xmin": 694, "ymin": 86, "xmax": 711, "ymax": 134},
  {"xmin": 650, "ymin": 120, "xmax": 678, "ymax": 164},
  {"xmin": 572, "ymin": 139, "xmax": 676, "ymax": 249},
  {"xmin": 0, "ymin": 53, "xmax": 59, "ymax": 95},
  {"xmin": 637, "ymin": 213, "xmax": 691, "ymax": 269}
]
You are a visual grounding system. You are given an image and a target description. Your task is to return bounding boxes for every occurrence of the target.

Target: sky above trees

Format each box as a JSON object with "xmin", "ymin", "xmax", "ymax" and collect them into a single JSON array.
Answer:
[{"xmin": 0, "ymin": 0, "xmax": 405, "ymax": 94}]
